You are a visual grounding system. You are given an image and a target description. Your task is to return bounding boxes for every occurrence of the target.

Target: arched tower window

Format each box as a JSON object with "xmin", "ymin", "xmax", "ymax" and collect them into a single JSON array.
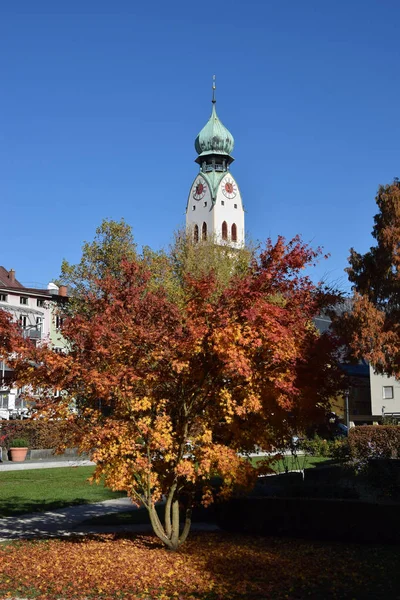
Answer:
[
  {"xmin": 222, "ymin": 221, "xmax": 228, "ymax": 241},
  {"xmin": 202, "ymin": 222, "xmax": 207, "ymax": 240},
  {"xmin": 194, "ymin": 224, "xmax": 199, "ymax": 243},
  {"xmin": 231, "ymin": 223, "xmax": 237, "ymax": 242}
]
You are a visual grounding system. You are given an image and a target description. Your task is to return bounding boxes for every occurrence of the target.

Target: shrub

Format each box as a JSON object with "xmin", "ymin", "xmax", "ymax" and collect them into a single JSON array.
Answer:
[
  {"xmin": 329, "ymin": 437, "xmax": 350, "ymax": 461},
  {"xmin": 0, "ymin": 421, "xmax": 30, "ymax": 449},
  {"xmin": 0, "ymin": 420, "xmax": 79, "ymax": 450},
  {"xmin": 301, "ymin": 435, "xmax": 331, "ymax": 457},
  {"xmin": 9, "ymin": 437, "xmax": 29, "ymax": 447},
  {"xmin": 348, "ymin": 426, "xmax": 400, "ymax": 462},
  {"xmin": 215, "ymin": 496, "xmax": 400, "ymax": 543},
  {"xmin": 365, "ymin": 459, "xmax": 400, "ymax": 500},
  {"xmin": 301, "ymin": 435, "xmax": 349, "ymax": 460}
]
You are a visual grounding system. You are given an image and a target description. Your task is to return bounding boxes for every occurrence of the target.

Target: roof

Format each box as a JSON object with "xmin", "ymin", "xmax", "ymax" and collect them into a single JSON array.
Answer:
[
  {"xmin": 0, "ymin": 266, "xmax": 24, "ymax": 289},
  {"xmin": 202, "ymin": 170, "xmax": 226, "ymax": 203},
  {"xmin": 195, "ymin": 102, "xmax": 234, "ymax": 158},
  {"xmin": 341, "ymin": 362, "xmax": 370, "ymax": 378},
  {"xmin": 0, "ymin": 303, "xmax": 44, "ymax": 316},
  {"xmin": 0, "ymin": 267, "xmax": 56, "ymax": 298}
]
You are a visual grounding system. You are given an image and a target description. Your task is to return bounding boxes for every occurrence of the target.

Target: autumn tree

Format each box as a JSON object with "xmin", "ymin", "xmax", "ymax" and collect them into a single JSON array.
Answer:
[
  {"xmin": 0, "ymin": 309, "xmax": 24, "ymax": 363},
  {"xmin": 59, "ymin": 218, "xmax": 137, "ymax": 303},
  {"xmin": 338, "ymin": 179, "xmax": 400, "ymax": 377},
  {"xmin": 13, "ymin": 234, "xmax": 343, "ymax": 550},
  {"xmin": 0, "ymin": 309, "xmax": 28, "ymax": 398}
]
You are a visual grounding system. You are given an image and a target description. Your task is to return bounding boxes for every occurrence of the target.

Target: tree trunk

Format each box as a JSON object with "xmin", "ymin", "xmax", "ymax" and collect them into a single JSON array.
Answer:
[{"xmin": 147, "ymin": 491, "xmax": 192, "ymax": 551}]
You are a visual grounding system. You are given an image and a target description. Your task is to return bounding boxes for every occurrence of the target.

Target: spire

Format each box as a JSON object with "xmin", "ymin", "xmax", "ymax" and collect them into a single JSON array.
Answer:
[{"xmin": 194, "ymin": 77, "xmax": 234, "ymax": 161}]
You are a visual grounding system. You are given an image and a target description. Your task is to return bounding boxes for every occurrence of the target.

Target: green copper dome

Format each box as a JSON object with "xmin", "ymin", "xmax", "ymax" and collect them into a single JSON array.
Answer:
[{"xmin": 195, "ymin": 102, "xmax": 234, "ymax": 158}]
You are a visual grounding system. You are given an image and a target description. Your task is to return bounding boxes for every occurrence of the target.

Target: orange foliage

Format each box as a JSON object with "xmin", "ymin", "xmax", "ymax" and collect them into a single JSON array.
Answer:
[
  {"xmin": 11, "ymin": 236, "xmax": 343, "ymax": 548},
  {"xmin": 0, "ymin": 309, "xmax": 24, "ymax": 361},
  {"xmin": 0, "ymin": 532, "xmax": 396, "ymax": 599},
  {"xmin": 342, "ymin": 179, "xmax": 400, "ymax": 377}
]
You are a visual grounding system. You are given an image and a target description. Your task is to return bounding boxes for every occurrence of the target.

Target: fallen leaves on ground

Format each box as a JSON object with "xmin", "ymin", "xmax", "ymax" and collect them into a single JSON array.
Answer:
[{"xmin": 0, "ymin": 532, "xmax": 398, "ymax": 600}]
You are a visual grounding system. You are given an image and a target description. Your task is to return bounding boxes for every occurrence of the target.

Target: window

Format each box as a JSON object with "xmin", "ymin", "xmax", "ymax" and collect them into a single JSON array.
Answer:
[
  {"xmin": 192, "ymin": 205, "xmax": 196, "ymax": 211},
  {"xmin": 20, "ymin": 297, "xmax": 28, "ymax": 305},
  {"xmin": 194, "ymin": 224, "xmax": 199, "ymax": 243},
  {"xmin": 231, "ymin": 223, "xmax": 237, "ymax": 242},
  {"xmin": 0, "ymin": 392, "xmax": 8, "ymax": 410},
  {"xmin": 15, "ymin": 395, "xmax": 28, "ymax": 409},
  {"xmin": 222, "ymin": 221, "xmax": 228, "ymax": 241},
  {"xmin": 36, "ymin": 317, "xmax": 43, "ymax": 333},
  {"xmin": 204, "ymin": 201, "xmax": 207, "ymax": 207},
  {"xmin": 202, "ymin": 222, "xmax": 207, "ymax": 241},
  {"xmin": 234, "ymin": 204, "xmax": 238, "ymax": 209},
  {"xmin": 383, "ymin": 386, "xmax": 394, "ymax": 399},
  {"xmin": 0, "ymin": 294, "xmax": 7, "ymax": 302},
  {"xmin": 19, "ymin": 315, "xmax": 27, "ymax": 329},
  {"xmin": 55, "ymin": 315, "xmax": 64, "ymax": 329},
  {"xmin": 221, "ymin": 200, "xmax": 225, "ymax": 206},
  {"xmin": 37, "ymin": 299, "xmax": 45, "ymax": 307}
]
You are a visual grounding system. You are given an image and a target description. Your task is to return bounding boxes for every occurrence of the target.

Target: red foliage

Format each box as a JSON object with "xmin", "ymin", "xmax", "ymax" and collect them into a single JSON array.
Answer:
[
  {"xmin": 0, "ymin": 532, "xmax": 396, "ymax": 599},
  {"xmin": 348, "ymin": 425, "xmax": 400, "ymax": 461},
  {"xmin": 0, "ymin": 309, "xmax": 24, "ymax": 363},
  {"xmin": 11, "ymin": 237, "xmax": 344, "ymax": 548},
  {"xmin": 0, "ymin": 419, "xmax": 79, "ymax": 450},
  {"xmin": 342, "ymin": 180, "xmax": 400, "ymax": 377}
]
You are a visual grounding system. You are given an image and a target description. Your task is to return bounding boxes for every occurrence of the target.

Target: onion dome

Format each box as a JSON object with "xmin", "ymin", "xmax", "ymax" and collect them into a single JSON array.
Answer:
[{"xmin": 194, "ymin": 94, "xmax": 234, "ymax": 158}]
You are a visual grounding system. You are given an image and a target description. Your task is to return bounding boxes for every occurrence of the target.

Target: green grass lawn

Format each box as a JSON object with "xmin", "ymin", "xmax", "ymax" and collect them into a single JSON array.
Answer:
[
  {"xmin": 0, "ymin": 466, "xmax": 125, "ymax": 517},
  {"xmin": 82, "ymin": 456, "xmax": 332, "ymax": 528},
  {"xmin": 0, "ymin": 457, "xmax": 331, "ymax": 520},
  {"xmin": 251, "ymin": 454, "xmax": 330, "ymax": 471}
]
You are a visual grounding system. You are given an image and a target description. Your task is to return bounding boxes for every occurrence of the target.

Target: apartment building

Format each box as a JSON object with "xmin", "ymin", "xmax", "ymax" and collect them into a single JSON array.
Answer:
[{"xmin": 0, "ymin": 266, "xmax": 67, "ymax": 419}]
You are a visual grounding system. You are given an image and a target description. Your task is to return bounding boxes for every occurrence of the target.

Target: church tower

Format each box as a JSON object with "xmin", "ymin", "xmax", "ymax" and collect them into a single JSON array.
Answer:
[{"xmin": 186, "ymin": 78, "xmax": 245, "ymax": 248}]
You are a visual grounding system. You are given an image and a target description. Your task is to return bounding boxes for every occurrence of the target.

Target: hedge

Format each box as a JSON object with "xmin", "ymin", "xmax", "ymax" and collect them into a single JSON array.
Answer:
[
  {"xmin": 0, "ymin": 420, "xmax": 79, "ymax": 450},
  {"xmin": 348, "ymin": 425, "xmax": 400, "ymax": 461},
  {"xmin": 215, "ymin": 496, "xmax": 400, "ymax": 543}
]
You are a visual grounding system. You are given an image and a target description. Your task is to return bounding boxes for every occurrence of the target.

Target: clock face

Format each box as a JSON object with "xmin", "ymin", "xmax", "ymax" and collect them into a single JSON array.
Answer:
[
  {"xmin": 192, "ymin": 179, "xmax": 207, "ymax": 201},
  {"xmin": 221, "ymin": 177, "xmax": 237, "ymax": 199}
]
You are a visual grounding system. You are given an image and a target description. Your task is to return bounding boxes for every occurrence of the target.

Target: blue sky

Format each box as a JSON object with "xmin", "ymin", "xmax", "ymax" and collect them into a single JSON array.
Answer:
[{"xmin": 1, "ymin": 0, "xmax": 400, "ymax": 291}]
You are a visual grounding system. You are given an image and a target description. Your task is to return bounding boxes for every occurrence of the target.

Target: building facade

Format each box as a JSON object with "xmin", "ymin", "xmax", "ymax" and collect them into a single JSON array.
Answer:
[
  {"xmin": 369, "ymin": 367, "xmax": 400, "ymax": 421},
  {"xmin": 315, "ymin": 312, "xmax": 400, "ymax": 425},
  {"xmin": 0, "ymin": 266, "xmax": 67, "ymax": 419}
]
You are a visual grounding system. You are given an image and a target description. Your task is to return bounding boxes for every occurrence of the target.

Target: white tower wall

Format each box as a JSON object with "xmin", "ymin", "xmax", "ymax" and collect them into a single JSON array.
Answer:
[
  {"xmin": 186, "ymin": 175, "xmax": 213, "ymax": 241},
  {"xmin": 186, "ymin": 172, "xmax": 245, "ymax": 248},
  {"xmin": 213, "ymin": 174, "xmax": 244, "ymax": 248}
]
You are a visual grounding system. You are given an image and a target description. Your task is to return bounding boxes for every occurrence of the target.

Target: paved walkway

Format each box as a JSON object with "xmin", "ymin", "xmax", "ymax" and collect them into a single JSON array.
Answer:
[
  {"xmin": 0, "ymin": 459, "xmax": 95, "ymax": 471},
  {"xmin": 0, "ymin": 497, "xmax": 141, "ymax": 542},
  {"xmin": 0, "ymin": 498, "xmax": 219, "ymax": 542},
  {"xmin": 0, "ymin": 449, "xmax": 297, "ymax": 472},
  {"xmin": 0, "ymin": 496, "xmax": 220, "ymax": 542}
]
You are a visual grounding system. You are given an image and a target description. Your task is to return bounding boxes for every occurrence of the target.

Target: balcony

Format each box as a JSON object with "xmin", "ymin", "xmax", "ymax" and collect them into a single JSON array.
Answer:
[{"xmin": 22, "ymin": 328, "xmax": 42, "ymax": 340}]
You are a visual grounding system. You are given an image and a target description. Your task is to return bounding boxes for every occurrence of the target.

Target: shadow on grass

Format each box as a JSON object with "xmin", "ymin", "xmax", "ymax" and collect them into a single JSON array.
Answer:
[
  {"xmin": 194, "ymin": 532, "xmax": 400, "ymax": 600},
  {"xmin": 311, "ymin": 458, "xmax": 339, "ymax": 467},
  {"xmin": 79, "ymin": 503, "xmax": 217, "ymax": 528}
]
